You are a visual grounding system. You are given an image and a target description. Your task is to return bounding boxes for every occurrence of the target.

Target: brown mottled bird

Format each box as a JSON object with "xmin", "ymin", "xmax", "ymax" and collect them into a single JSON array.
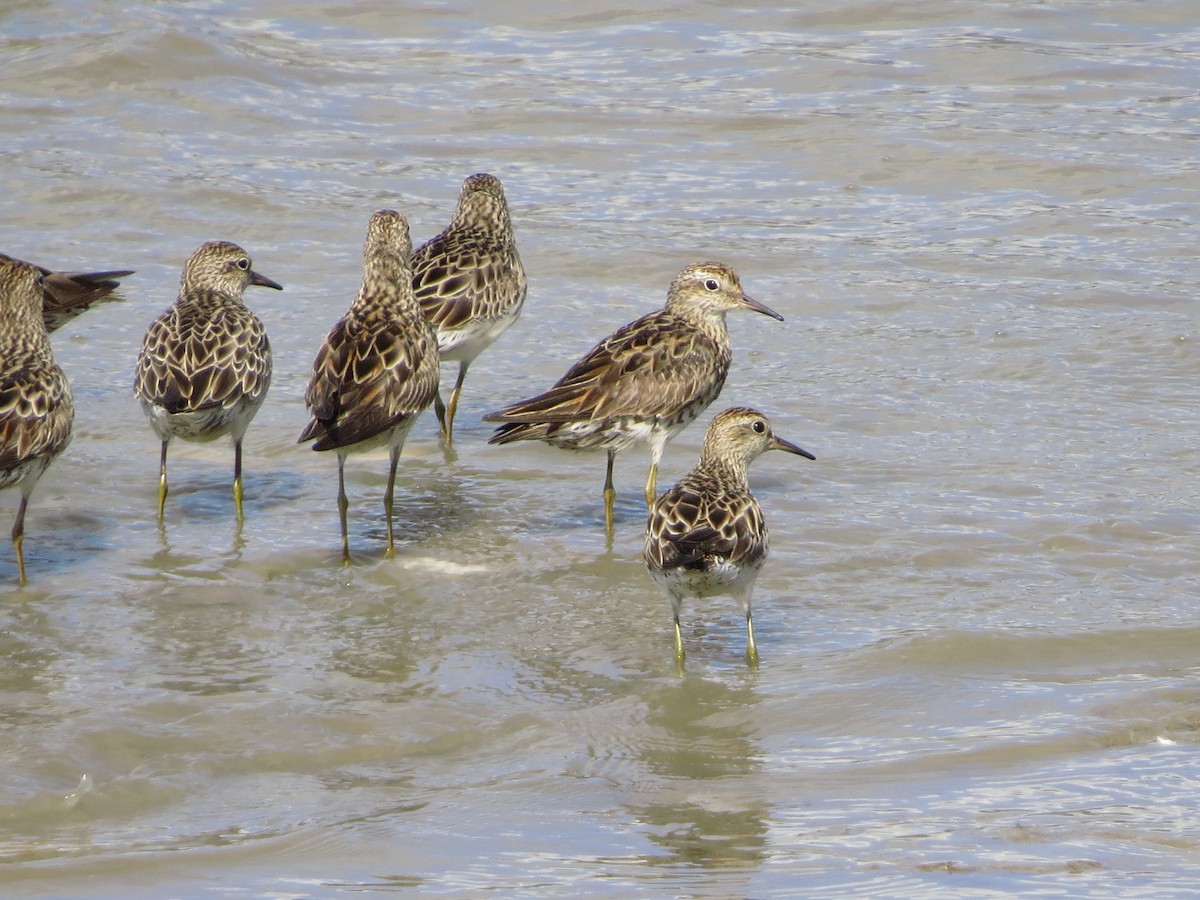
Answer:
[
  {"xmin": 299, "ymin": 210, "xmax": 440, "ymax": 563},
  {"xmin": 644, "ymin": 407, "xmax": 814, "ymax": 665},
  {"xmin": 485, "ymin": 262, "xmax": 782, "ymax": 532},
  {"xmin": 0, "ymin": 253, "xmax": 134, "ymax": 333},
  {"xmin": 0, "ymin": 255, "xmax": 75, "ymax": 583},
  {"xmin": 412, "ymin": 173, "xmax": 526, "ymax": 442},
  {"xmin": 133, "ymin": 241, "xmax": 281, "ymax": 522}
]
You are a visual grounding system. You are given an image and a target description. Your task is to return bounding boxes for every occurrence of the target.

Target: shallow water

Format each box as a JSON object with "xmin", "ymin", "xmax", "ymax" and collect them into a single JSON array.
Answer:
[{"xmin": 2, "ymin": 0, "xmax": 1200, "ymax": 895}]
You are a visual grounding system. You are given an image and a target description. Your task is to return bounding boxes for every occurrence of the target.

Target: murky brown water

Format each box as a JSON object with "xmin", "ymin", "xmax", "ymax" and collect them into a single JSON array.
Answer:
[{"xmin": 2, "ymin": 1, "xmax": 1199, "ymax": 895}]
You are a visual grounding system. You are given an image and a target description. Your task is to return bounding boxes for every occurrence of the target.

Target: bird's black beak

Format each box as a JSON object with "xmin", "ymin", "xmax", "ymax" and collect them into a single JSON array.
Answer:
[
  {"xmin": 770, "ymin": 435, "xmax": 815, "ymax": 460},
  {"xmin": 250, "ymin": 270, "xmax": 283, "ymax": 291},
  {"xmin": 740, "ymin": 293, "xmax": 784, "ymax": 321}
]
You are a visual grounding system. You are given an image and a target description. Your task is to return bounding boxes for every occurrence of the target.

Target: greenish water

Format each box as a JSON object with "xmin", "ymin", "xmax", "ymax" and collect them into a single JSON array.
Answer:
[{"xmin": 1, "ymin": 1, "xmax": 1199, "ymax": 896}]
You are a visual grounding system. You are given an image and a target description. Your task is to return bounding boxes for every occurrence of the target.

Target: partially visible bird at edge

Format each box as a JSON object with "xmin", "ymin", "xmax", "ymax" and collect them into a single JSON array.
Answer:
[{"xmin": 0, "ymin": 255, "xmax": 75, "ymax": 584}]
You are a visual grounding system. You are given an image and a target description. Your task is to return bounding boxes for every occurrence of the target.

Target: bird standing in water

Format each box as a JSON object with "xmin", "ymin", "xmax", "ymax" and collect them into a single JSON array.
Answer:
[
  {"xmin": 485, "ymin": 262, "xmax": 782, "ymax": 533},
  {"xmin": 133, "ymin": 241, "xmax": 280, "ymax": 522},
  {"xmin": 412, "ymin": 173, "xmax": 526, "ymax": 443},
  {"xmin": 644, "ymin": 407, "xmax": 815, "ymax": 665},
  {"xmin": 300, "ymin": 210, "xmax": 439, "ymax": 563},
  {"xmin": 0, "ymin": 255, "xmax": 75, "ymax": 583}
]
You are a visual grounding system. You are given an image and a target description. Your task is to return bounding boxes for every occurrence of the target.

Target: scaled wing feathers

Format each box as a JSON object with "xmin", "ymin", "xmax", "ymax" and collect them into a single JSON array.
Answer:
[
  {"xmin": 648, "ymin": 478, "xmax": 766, "ymax": 572},
  {"xmin": 301, "ymin": 309, "xmax": 439, "ymax": 450},
  {"xmin": 489, "ymin": 311, "xmax": 724, "ymax": 425},
  {"xmin": 0, "ymin": 363, "xmax": 73, "ymax": 470},
  {"xmin": 134, "ymin": 302, "xmax": 271, "ymax": 414}
]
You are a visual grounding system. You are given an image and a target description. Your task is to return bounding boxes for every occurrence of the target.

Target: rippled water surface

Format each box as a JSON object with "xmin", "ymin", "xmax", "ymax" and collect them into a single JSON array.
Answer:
[{"xmin": 2, "ymin": 1, "xmax": 1200, "ymax": 896}]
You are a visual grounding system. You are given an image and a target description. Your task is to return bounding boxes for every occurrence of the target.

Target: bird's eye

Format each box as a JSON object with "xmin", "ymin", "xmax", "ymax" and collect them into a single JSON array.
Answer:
[
  {"xmin": 235, "ymin": 257, "xmax": 251, "ymax": 271},
  {"xmin": 752, "ymin": 420, "xmax": 766, "ymax": 433},
  {"xmin": 703, "ymin": 278, "xmax": 719, "ymax": 291}
]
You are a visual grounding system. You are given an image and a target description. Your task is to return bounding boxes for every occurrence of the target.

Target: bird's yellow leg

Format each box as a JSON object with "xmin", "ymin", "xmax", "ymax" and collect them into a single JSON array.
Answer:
[
  {"xmin": 746, "ymin": 611, "xmax": 759, "ymax": 668},
  {"xmin": 232, "ymin": 440, "xmax": 245, "ymax": 524},
  {"xmin": 384, "ymin": 448, "xmax": 399, "ymax": 559},
  {"xmin": 443, "ymin": 361, "xmax": 469, "ymax": 443},
  {"xmin": 12, "ymin": 495, "xmax": 28, "ymax": 586},
  {"xmin": 157, "ymin": 441, "xmax": 169, "ymax": 520},
  {"xmin": 603, "ymin": 450, "xmax": 616, "ymax": 534},
  {"xmin": 12, "ymin": 536, "xmax": 26, "ymax": 586},
  {"xmin": 433, "ymin": 390, "xmax": 448, "ymax": 437},
  {"xmin": 644, "ymin": 462, "xmax": 658, "ymax": 508}
]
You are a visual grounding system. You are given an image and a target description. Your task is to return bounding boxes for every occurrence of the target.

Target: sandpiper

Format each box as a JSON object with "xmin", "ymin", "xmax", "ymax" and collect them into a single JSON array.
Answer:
[
  {"xmin": 0, "ymin": 255, "xmax": 75, "ymax": 583},
  {"xmin": 299, "ymin": 210, "xmax": 439, "ymax": 563},
  {"xmin": 133, "ymin": 241, "xmax": 280, "ymax": 522},
  {"xmin": 643, "ymin": 407, "xmax": 814, "ymax": 665},
  {"xmin": 484, "ymin": 262, "xmax": 782, "ymax": 532},
  {"xmin": 412, "ymin": 173, "xmax": 526, "ymax": 442}
]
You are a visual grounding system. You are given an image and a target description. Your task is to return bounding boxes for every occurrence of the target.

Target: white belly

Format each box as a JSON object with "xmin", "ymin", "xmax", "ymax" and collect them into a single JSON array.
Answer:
[
  {"xmin": 438, "ymin": 306, "xmax": 521, "ymax": 362},
  {"xmin": 142, "ymin": 394, "xmax": 265, "ymax": 444}
]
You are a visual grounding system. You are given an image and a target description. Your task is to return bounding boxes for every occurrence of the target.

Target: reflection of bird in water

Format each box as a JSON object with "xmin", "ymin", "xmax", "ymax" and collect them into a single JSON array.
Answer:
[{"xmin": 635, "ymin": 675, "xmax": 770, "ymax": 873}]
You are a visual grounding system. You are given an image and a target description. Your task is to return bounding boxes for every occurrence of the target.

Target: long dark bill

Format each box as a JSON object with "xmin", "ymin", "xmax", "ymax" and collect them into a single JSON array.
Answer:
[
  {"xmin": 250, "ymin": 271, "xmax": 284, "ymax": 291},
  {"xmin": 740, "ymin": 293, "xmax": 784, "ymax": 322},
  {"xmin": 770, "ymin": 435, "xmax": 815, "ymax": 460}
]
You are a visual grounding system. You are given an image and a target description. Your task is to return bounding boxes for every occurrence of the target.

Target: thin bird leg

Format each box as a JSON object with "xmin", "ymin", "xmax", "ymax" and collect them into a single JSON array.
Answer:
[
  {"xmin": 12, "ymin": 493, "xmax": 29, "ymax": 585},
  {"xmin": 673, "ymin": 613, "xmax": 685, "ymax": 662},
  {"xmin": 232, "ymin": 439, "xmax": 245, "ymax": 523},
  {"xmin": 337, "ymin": 453, "xmax": 351, "ymax": 566},
  {"xmin": 643, "ymin": 461, "xmax": 659, "ymax": 508},
  {"xmin": 157, "ymin": 440, "xmax": 169, "ymax": 520},
  {"xmin": 746, "ymin": 609, "xmax": 759, "ymax": 667},
  {"xmin": 384, "ymin": 445, "xmax": 400, "ymax": 559},
  {"xmin": 603, "ymin": 449, "xmax": 616, "ymax": 533},
  {"xmin": 443, "ymin": 360, "xmax": 470, "ymax": 443},
  {"xmin": 433, "ymin": 389, "xmax": 448, "ymax": 436}
]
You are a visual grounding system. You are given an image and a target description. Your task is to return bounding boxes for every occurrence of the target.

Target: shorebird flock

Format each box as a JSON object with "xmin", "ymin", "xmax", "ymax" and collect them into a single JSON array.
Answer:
[{"xmin": 0, "ymin": 173, "xmax": 816, "ymax": 664}]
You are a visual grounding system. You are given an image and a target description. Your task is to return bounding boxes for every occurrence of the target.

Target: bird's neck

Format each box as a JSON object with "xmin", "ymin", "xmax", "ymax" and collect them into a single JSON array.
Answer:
[
  {"xmin": 4, "ymin": 300, "xmax": 51, "ymax": 352},
  {"xmin": 178, "ymin": 286, "xmax": 243, "ymax": 309},
  {"xmin": 363, "ymin": 245, "xmax": 411, "ymax": 282},
  {"xmin": 453, "ymin": 199, "xmax": 506, "ymax": 233},
  {"xmin": 355, "ymin": 274, "xmax": 418, "ymax": 314},
  {"xmin": 668, "ymin": 302, "xmax": 729, "ymax": 338},
  {"xmin": 695, "ymin": 454, "xmax": 750, "ymax": 491}
]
